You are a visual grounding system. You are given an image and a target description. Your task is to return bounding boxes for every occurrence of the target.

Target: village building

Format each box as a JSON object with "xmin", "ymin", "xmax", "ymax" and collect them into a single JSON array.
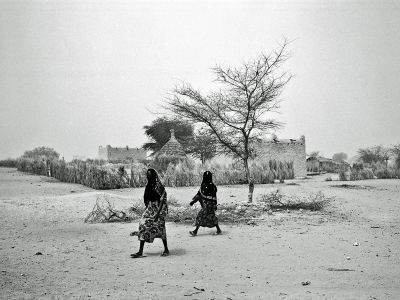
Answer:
[
  {"xmin": 306, "ymin": 156, "xmax": 350, "ymax": 173},
  {"xmin": 98, "ymin": 145, "xmax": 147, "ymax": 162},
  {"xmin": 152, "ymin": 129, "xmax": 306, "ymax": 178},
  {"xmin": 255, "ymin": 135, "xmax": 307, "ymax": 178},
  {"xmin": 155, "ymin": 129, "xmax": 186, "ymax": 158}
]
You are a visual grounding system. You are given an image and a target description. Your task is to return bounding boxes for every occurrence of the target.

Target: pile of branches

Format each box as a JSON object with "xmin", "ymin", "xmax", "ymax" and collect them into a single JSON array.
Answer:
[
  {"xmin": 259, "ymin": 190, "xmax": 331, "ymax": 211},
  {"xmin": 85, "ymin": 194, "xmax": 132, "ymax": 223},
  {"xmin": 85, "ymin": 191, "xmax": 332, "ymax": 224},
  {"xmin": 126, "ymin": 197, "xmax": 260, "ymax": 224}
]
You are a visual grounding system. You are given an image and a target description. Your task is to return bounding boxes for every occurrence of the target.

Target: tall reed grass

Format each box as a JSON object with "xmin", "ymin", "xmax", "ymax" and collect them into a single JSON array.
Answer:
[
  {"xmin": 16, "ymin": 157, "xmax": 130, "ymax": 189},
  {"xmin": 16, "ymin": 156, "xmax": 295, "ymax": 189}
]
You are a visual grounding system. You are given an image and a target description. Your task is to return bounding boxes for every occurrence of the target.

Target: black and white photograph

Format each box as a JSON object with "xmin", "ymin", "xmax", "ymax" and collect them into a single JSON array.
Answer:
[{"xmin": 1, "ymin": 0, "xmax": 399, "ymax": 299}]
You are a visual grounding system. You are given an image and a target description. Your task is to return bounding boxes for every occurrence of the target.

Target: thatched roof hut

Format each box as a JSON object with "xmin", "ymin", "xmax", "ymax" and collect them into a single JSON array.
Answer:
[{"xmin": 156, "ymin": 129, "xmax": 186, "ymax": 158}]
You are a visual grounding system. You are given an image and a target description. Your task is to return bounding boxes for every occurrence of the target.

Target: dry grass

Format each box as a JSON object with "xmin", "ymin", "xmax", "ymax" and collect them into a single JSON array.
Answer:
[
  {"xmin": 259, "ymin": 190, "xmax": 332, "ymax": 211},
  {"xmin": 85, "ymin": 194, "xmax": 132, "ymax": 223},
  {"xmin": 127, "ymin": 197, "xmax": 264, "ymax": 224},
  {"xmin": 86, "ymin": 190, "xmax": 333, "ymax": 224}
]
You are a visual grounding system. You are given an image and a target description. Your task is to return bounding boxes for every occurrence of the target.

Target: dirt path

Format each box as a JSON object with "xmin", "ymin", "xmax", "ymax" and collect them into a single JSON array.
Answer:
[{"xmin": 1, "ymin": 168, "xmax": 399, "ymax": 299}]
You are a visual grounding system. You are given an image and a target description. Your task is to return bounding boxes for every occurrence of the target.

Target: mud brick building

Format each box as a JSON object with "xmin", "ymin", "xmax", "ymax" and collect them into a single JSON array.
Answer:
[
  {"xmin": 255, "ymin": 135, "xmax": 306, "ymax": 178},
  {"xmin": 98, "ymin": 145, "xmax": 147, "ymax": 162}
]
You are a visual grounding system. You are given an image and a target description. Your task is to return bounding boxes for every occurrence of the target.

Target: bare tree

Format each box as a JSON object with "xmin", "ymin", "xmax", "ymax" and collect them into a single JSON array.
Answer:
[{"xmin": 164, "ymin": 40, "xmax": 292, "ymax": 202}]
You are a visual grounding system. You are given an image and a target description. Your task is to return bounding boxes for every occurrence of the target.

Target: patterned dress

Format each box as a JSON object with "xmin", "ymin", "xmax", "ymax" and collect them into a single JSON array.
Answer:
[
  {"xmin": 194, "ymin": 190, "xmax": 219, "ymax": 228},
  {"xmin": 137, "ymin": 181, "xmax": 168, "ymax": 243}
]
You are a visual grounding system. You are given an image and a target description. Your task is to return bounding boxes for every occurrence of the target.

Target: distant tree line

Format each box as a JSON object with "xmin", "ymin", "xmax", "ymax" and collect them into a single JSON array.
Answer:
[{"xmin": 337, "ymin": 144, "xmax": 400, "ymax": 181}]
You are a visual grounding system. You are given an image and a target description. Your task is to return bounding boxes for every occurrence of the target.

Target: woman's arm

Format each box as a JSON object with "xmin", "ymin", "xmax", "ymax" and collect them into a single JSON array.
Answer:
[
  {"xmin": 190, "ymin": 191, "xmax": 201, "ymax": 206},
  {"xmin": 153, "ymin": 192, "xmax": 165, "ymax": 221}
]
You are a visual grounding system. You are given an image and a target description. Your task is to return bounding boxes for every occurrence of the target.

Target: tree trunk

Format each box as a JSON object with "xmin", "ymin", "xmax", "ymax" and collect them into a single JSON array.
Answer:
[{"xmin": 244, "ymin": 159, "xmax": 254, "ymax": 203}]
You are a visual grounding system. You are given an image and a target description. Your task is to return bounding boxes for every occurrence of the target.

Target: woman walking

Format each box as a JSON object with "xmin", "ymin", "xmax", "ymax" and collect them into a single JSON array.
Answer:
[
  {"xmin": 131, "ymin": 168, "xmax": 169, "ymax": 258},
  {"xmin": 189, "ymin": 171, "xmax": 222, "ymax": 236}
]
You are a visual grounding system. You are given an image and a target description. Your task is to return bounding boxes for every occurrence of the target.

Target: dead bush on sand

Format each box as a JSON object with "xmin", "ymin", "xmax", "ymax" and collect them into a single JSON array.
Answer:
[
  {"xmin": 85, "ymin": 194, "xmax": 132, "ymax": 223},
  {"xmin": 126, "ymin": 197, "xmax": 264, "ymax": 224},
  {"xmin": 87, "ymin": 191, "xmax": 332, "ymax": 224},
  {"xmin": 260, "ymin": 190, "xmax": 331, "ymax": 211}
]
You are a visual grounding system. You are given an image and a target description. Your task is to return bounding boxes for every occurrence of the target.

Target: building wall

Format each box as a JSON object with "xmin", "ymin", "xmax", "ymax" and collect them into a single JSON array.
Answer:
[
  {"xmin": 307, "ymin": 157, "xmax": 345, "ymax": 173},
  {"xmin": 255, "ymin": 136, "xmax": 306, "ymax": 178},
  {"xmin": 98, "ymin": 145, "xmax": 147, "ymax": 162},
  {"xmin": 306, "ymin": 157, "xmax": 320, "ymax": 172},
  {"xmin": 98, "ymin": 146, "xmax": 109, "ymax": 160}
]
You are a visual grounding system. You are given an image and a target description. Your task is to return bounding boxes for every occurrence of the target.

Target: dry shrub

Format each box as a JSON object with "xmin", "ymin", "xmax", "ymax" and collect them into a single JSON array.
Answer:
[
  {"xmin": 126, "ymin": 196, "xmax": 265, "ymax": 224},
  {"xmin": 87, "ymin": 190, "xmax": 331, "ymax": 224},
  {"xmin": 260, "ymin": 190, "xmax": 331, "ymax": 211},
  {"xmin": 85, "ymin": 194, "xmax": 132, "ymax": 223}
]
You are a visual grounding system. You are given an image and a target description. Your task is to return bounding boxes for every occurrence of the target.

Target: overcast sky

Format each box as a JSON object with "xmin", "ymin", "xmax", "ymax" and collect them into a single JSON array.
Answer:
[{"xmin": 1, "ymin": 0, "xmax": 399, "ymax": 160}]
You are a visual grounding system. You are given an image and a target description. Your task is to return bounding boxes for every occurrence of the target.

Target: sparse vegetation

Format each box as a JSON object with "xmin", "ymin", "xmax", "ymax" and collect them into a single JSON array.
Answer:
[
  {"xmin": 85, "ymin": 194, "xmax": 132, "ymax": 223},
  {"xmin": 112, "ymin": 196, "xmax": 266, "ymax": 224},
  {"xmin": 16, "ymin": 151, "xmax": 294, "ymax": 189},
  {"xmin": 338, "ymin": 161, "xmax": 399, "ymax": 181},
  {"xmin": 0, "ymin": 158, "xmax": 17, "ymax": 168},
  {"xmin": 85, "ymin": 190, "xmax": 332, "ymax": 224},
  {"xmin": 259, "ymin": 190, "xmax": 331, "ymax": 211}
]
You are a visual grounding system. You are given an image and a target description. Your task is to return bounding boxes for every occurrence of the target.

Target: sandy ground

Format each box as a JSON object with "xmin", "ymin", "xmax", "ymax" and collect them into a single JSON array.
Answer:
[{"xmin": 0, "ymin": 167, "xmax": 399, "ymax": 300}]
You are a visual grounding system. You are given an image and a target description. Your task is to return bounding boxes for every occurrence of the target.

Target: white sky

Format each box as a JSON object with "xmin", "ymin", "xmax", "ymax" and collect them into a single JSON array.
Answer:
[{"xmin": 1, "ymin": 0, "xmax": 399, "ymax": 160}]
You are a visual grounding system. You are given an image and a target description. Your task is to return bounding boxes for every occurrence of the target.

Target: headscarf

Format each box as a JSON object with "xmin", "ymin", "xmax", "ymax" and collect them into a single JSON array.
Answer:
[
  {"xmin": 200, "ymin": 171, "xmax": 217, "ymax": 198},
  {"xmin": 144, "ymin": 168, "xmax": 166, "ymax": 206}
]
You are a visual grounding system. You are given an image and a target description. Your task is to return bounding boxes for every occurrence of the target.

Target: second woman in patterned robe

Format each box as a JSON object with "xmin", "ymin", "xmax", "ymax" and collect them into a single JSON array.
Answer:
[{"xmin": 189, "ymin": 171, "xmax": 222, "ymax": 236}]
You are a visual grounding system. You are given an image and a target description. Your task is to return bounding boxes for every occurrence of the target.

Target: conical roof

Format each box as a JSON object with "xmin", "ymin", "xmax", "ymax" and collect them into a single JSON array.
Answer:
[{"xmin": 156, "ymin": 129, "xmax": 186, "ymax": 157}]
